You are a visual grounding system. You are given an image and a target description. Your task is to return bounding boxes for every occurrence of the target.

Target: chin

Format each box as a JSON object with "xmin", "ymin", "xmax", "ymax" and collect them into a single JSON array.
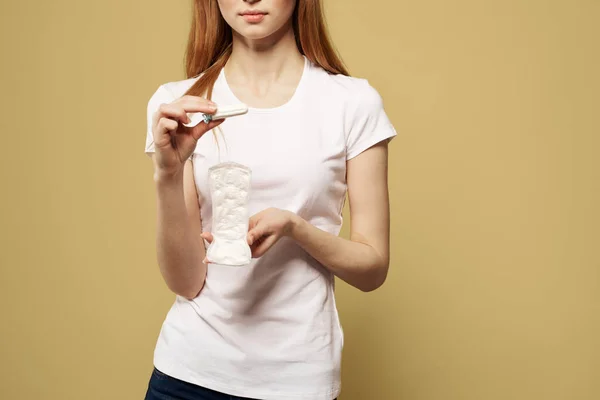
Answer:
[
  {"xmin": 237, "ymin": 29, "xmax": 273, "ymax": 41},
  {"xmin": 232, "ymin": 30, "xmax": 277, "ymax": 42}
]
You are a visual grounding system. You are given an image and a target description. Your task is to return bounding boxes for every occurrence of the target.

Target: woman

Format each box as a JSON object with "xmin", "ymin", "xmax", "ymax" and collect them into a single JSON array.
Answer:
[{"xmin": 143, "ymin": 0, "xmax": 396, "ymax": 399}]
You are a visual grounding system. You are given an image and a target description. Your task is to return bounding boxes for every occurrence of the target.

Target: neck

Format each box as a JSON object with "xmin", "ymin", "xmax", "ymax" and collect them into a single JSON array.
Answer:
[{"xmin": 225, "ymin": 23, "xmax": 305, "ymax": 84}]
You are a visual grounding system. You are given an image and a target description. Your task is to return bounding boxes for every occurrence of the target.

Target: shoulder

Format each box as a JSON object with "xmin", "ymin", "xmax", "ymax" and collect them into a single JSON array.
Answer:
[
  {"xmin": 309, "ymin": 64, "xmax": 385, "ymax": 112},
  {"xmin": 308, "ymin": 63, "xmax": 396, "ymax": 158}
]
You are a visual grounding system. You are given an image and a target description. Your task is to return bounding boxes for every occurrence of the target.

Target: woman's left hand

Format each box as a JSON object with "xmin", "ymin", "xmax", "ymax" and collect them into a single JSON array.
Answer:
[
  {"xmin": 200, "ymin": 208, "xmax": 297, "ymax": 260},
  {"xmin": 246, "ymin": 208, "xmax": 296, "ymax": 258}
]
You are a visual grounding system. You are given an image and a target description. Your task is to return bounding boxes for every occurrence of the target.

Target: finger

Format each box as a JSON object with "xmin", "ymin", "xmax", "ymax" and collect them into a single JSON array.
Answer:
[
  {"xmin": 248, "ymin": 210, "xmax": 267, "ymax": 231},
  {"xmin": 155, "ymin": 103, "xmax": 191, "ymax": 125},
  {"xmin": 190, "ymin": 118, "xmax": 224, "ymax": 141},
  {"xmin": 248, "ymin": 215, "xmax": 258, "ymax": 230},
  {"xmin": 176, "ymin": 95, "xmax": 218, "ymax": 114},
  {"xmin": 252, "ymin": 235, "xmax": 278, "ymax": 258},
  {"xmin": 156, "ymin": 117, "xmax": 178, "ymax": 136},
  {"xmin": 247, "ymin": 223, "xmax": 268, "ymax": 246},
  {"xmin": 200, "ymin": 232, "xmax": 214, "ymax": 244}
]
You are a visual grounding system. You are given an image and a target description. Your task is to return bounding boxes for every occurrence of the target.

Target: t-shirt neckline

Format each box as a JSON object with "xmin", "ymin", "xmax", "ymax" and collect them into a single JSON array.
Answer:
[{"xmin": 218, "ymin": 55, "xmax": 309, "ymax": 114}]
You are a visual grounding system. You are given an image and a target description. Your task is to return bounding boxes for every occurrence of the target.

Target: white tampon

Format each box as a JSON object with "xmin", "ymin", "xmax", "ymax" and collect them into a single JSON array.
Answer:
[{"xmin": 183, "ymin": 104, "xmax": 248, "ymax": 128}]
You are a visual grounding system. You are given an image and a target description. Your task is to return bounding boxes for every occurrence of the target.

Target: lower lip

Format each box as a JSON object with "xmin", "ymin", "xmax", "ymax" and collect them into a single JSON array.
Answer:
[{"xmin": 242, "ymin": 14, "xmax": 266, "ymax": 23}]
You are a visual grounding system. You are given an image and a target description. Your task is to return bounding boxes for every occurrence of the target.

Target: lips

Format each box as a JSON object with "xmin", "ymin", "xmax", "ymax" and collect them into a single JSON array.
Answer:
[
  {"xmin": 240, "ymin": 10, "xmax": 267, "ymax": 23},
  {"xmin": 240, "ymin": 10, "xmax": 267, "ymax": 16}
]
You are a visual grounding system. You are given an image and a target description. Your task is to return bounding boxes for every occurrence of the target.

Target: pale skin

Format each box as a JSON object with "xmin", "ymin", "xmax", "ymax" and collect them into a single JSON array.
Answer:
[{"xmin": 150, "ymin": 0, "xmax": 391, "ymax": 299}]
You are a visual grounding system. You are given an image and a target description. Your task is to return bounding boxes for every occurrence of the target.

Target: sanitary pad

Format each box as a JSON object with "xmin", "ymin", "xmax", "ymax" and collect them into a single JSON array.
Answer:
[{"xmin": 205, "ymin": 162, "xmax": 252, "ymax": 266}]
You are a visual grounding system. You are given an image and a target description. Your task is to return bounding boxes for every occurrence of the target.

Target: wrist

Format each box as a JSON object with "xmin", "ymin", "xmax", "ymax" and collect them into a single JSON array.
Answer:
[
  {"xmin": 154, "ymin": 168, "xmax": 184, "ymax": 186},
  {"xmin": 286, "ymin": 212, "xmax": 304, "ymax": 238}
]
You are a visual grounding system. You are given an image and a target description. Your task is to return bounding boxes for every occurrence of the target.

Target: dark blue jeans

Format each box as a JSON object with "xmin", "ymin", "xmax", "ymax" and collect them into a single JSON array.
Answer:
[
  {"xmin": 144, "ymin": 367, "xmax": 339, "ymax": 400},
  {"xmin": 144, "ymin": 367, "xmax": 257, "ymax": 400}
]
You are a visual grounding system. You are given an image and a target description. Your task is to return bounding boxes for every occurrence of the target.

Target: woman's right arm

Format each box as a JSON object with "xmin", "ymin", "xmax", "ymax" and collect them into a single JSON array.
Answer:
[
  {"xmin": 148, "ymin": 94, "xmax": 223, "ymax": 299},
  {"xmin": 153, "ymin": 156, "xmax": 206, "ymax": 300}
]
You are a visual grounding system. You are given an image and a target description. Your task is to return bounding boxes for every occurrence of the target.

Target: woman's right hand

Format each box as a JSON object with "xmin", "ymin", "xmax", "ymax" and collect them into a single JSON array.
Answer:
[{"xmin": 151, "ymin": 95, "xmax": 224, "ymax": 179}]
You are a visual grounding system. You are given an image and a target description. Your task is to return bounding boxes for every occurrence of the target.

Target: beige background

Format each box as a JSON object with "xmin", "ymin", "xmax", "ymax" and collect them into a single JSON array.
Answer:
[{"xmin": 1, "ymin": 0, "xmax": 598, "ymax": 399}]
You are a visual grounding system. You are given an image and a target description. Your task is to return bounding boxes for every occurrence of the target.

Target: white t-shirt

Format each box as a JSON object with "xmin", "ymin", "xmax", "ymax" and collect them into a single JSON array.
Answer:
[{"xmin": 144, "ymin": 56, "xmax": 396, "ymax": 400}]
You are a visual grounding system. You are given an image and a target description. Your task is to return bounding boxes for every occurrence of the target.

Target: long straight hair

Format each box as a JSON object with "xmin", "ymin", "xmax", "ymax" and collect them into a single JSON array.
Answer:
[{"xmin": 183, "ymin": 0, "xmax": 349, "ymax": 99}]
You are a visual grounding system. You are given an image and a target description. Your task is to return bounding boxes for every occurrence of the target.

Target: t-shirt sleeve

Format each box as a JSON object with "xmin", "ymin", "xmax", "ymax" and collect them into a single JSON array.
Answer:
[
  {"xmin": 345, "ymin": 80, "xmax": 397, "ymax": 160},
  {"xmin": 144, "ymin": 84, "xmax": 174, "ymax": 157}
]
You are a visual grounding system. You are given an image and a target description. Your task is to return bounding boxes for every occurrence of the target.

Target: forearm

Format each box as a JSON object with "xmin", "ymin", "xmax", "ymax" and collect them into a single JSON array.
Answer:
[
  {"xmin": 288, "ymin": 216, "xmax": 389, "ymax": 292},
  {"xmin": 154, "ymin": 171, "xmax": 206, "ymax": 299}
]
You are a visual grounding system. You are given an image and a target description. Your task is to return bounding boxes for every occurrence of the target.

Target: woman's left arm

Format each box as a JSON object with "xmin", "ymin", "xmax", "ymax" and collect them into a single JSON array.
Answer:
[
  {"xmin": 287, "ymin": 141, "xmax": 391, "ymax": 292},
  {"xmin": 244, "ymin": 140, "xmax": 391, "ymax": 292},
  {"xmin": 242, "ymin": 83, "xmax": 394, "ymax": 292}
]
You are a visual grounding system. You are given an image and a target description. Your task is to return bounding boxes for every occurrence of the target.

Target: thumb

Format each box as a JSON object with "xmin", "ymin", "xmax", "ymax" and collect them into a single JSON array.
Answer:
[
  {"xmin": 200, "ymin": 232, "xmax": 214, "ymax": 244},
  {"xmin": 191, "ymin": 118, "xmax": 224, "ymax": 141}
]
